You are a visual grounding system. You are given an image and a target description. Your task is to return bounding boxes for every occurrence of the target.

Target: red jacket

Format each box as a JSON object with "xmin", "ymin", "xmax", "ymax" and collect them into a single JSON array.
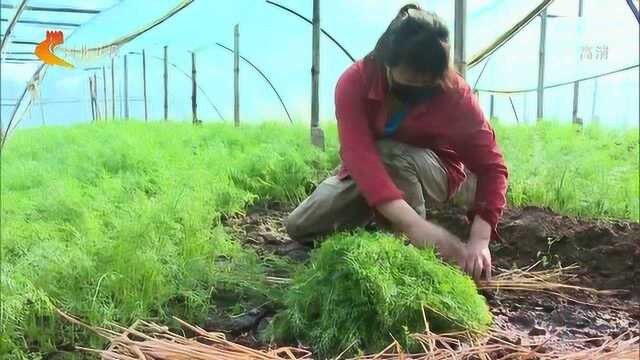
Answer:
[{"xmin": 335, "ymin": 59, "xmax": 508, "ymax": 234}]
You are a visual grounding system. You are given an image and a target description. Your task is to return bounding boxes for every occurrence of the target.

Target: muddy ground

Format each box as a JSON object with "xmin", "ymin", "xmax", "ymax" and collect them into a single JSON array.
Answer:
[{"xmin": 219, "ymin": 203, "xmax": 639, "ymax": 356}]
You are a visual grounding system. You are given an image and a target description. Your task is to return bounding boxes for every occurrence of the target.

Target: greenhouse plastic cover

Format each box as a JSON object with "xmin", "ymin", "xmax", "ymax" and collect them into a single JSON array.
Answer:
[{"xmin": 1, "ymin": 0, "xmax": 638, "ymax": 128}]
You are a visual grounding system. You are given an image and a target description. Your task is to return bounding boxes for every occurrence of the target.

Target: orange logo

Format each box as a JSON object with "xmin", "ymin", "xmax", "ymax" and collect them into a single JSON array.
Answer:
[{"xmin": 34, "ymin": 31, "xmax": 74, "ymax": 68}]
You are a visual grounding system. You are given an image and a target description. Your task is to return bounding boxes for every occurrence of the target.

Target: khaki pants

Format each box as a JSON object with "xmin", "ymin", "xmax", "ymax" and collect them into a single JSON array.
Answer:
[{"xmin": 285, "ymin": 139, "xmax": 477, "ymax": 242}]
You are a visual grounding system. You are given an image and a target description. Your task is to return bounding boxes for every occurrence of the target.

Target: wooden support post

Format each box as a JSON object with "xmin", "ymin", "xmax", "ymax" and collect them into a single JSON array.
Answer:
[
  {"xmin": 119, "ymin": 76, "xmax": 123, "ymax": 118},
  {"xmin": 191, "ymin": 52, "xmax": 198, "ymax": 124},
  {"xmin": 509, "ymin": 96, "xmax": 520, "ymax": 124},
  {"xmin": 572, "ymin": 83, "xmax": 581, "ymax": 125},
  {"xmin": 234, "ymin": 24, "xmax": 240, "ymax": 127},
  {"xmin": 454, "ymin": 0, "xmax": 467, "ymax": 78},
  {"xmin": 537, "ymin": 9, "xmax": 547, "ymax": 121},
  {"xmin": 142, "ymin": 49, "xmax": 148, "ymax": 122},
  {"xmin": 523, "ymin": 92, "xmax": 528, "ymax": 123},
  {"xmin": 164, "ymin": 46, "xmax": 168, "ymax": 121},
  {"xmin": 102, "ymin": 66, "xmax": 107, "ymax": 120},
  {"xmin": 310, "ymin": 0, "xmax": 324, "ymax": 150},
  {"xmin": 94, "ymin": 75, "xmax": 98, "ymax": 121},
  {"xmin": 111, "ymin": 57, "xmax": 115, "ymax": 119},
  {"xmin": 489, "ymin": 94, "xmax": 495, "ymax": 120},
  {"xmin": 591, "ymin": 78, "xmax": 598, "ymax": 123},
  {"xmin": 93, "ymin": 73, "xmax": 100, "ymax": 120},
  {"xmin": 572, "ymin": 0, "xmax": 583, "ymax": 125},
  {"xmin": 89, "ymin": 77, "xmax": 96, "ymax": 122},
  {"xmin": 40, "ymin": 101, "xmax": 45, "ymax": 126},
  {"xmin": 124, "ymin": 54, "xmax": 129, "ymax": 119}
]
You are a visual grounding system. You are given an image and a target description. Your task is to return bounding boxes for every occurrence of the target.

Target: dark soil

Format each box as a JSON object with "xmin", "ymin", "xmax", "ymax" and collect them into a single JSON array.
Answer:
[
  {"xmin": 427, "ymin": 206, "xmax": 640, "ymax": 298},
  {"xmin": 219, "ymin": 203, "xmax": 640, "ymax": 355}
]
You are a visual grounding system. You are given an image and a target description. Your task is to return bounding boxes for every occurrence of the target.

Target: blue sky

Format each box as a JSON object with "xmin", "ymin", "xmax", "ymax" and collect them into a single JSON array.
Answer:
[{"xmin": 1, "ymin": 0, "xmax": 639, "ymax": 128}]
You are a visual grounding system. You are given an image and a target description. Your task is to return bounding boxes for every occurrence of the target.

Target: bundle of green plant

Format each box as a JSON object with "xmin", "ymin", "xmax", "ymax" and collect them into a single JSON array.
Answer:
[
  {"xmin": 266, "ymin": 263, "xmax": 625, "ymax": 301},
  {"xmin": 271, "ymin": 231, "xmax": 492, "ymax": 357}
]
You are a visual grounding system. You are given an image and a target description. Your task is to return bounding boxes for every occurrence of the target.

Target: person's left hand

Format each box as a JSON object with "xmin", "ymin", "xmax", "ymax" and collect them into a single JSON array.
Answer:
[{"xmin": 463, "ymin": 236, "xmax": 492, "ymax": 283}]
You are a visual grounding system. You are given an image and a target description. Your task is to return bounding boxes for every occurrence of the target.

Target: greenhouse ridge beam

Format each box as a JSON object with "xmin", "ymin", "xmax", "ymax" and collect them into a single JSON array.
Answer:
[
  {"xmin": 625, "ymin": 0, "xmax": 640, "ymax": 23},
  {"xmin": 467, "ymin": 0, "xmax": 554, "ymax": 69},
  {"xmin": 6, "ymin": 40, "xmax": 39, "ymax": 45},
  {"xmin": 0, "ymin": 4, "xmax": 100, "ymax": 14},
  {"xmin": 0, "ymin": 0, "xmax": 27, "ymax": 53},
  {"xmin": 3, "ymin": 51, "xmax": 37, "ymax": 55},
  {"xmin": 0, "ymin": 18, "xmax": 81, "ymax": 27},
  {"xmin": 3, "ymin": 57, "xmax": 40, "ymax": 62},
  {"xmin": 476, "ymin": 63, "xmax": 640, "ymax": 94}
]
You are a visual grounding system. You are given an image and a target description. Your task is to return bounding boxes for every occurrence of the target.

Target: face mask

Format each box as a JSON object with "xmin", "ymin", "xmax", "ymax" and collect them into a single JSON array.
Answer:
[
  {"xmin": 390, "ymin": 82, "xmax": 438, "ymax": 105},
  {"xmin": 388, "ymin": 69, "xmax": 439, "ymax": 105}
]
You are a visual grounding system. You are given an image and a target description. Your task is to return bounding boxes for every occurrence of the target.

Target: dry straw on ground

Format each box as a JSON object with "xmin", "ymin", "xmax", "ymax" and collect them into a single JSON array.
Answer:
[
  {"xmin": 479, "ymin": 263, "xmax": 623, "ymax": 295},
  {"xmin": 58, "ymin": 310, "xmax": 311, "ymax": 360},
  {"xmin": 59, "ymin": 264, "xmax": 639, "ymax": 359}
]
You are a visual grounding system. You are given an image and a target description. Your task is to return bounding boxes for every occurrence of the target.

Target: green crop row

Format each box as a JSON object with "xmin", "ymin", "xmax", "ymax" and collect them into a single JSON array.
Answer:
[
  {"xmin": 495, "ymin": 121, "xmax": 638, "ymax": 220},
  {"xmin": 0, "ymin": 122, "xmax": 336, "ymax": 358}
]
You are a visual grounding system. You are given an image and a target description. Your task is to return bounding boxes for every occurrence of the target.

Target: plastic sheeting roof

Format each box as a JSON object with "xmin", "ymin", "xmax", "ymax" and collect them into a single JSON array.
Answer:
[{"xmin": 1, "ymin": 0, "xmax": 638, "ymax": 127}]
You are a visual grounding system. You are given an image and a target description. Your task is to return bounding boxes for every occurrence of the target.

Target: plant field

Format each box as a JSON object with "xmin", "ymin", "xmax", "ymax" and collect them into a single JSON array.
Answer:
[
  {"xmin": 496, "ymin": 121, "xmax": 639, "ymax": 220},
  {"xmin": 1, "ymin": 122, "xmax": 335, "ymax": 358},
  {"xmin": 0, "ymin": 121, "xmax": 638, "ymax": 358}
]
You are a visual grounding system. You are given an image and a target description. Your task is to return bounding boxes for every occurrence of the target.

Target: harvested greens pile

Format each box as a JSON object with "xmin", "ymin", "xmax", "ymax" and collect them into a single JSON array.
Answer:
[{"xmin": 272, "ymin": 231, "xmax": 492, "ymax": 357}]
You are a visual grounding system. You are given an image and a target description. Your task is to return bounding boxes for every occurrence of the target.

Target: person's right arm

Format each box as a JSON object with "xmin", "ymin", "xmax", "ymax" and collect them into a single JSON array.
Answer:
[
  {"xmin": 335, "ymin": 65, "xmax": 466, "ymax": 266},
  {"xmin": 376, "ymin": 200, "xmax": 466, "ymax": 266}
]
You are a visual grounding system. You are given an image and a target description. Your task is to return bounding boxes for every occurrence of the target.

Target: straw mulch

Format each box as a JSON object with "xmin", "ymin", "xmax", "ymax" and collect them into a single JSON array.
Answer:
[{"xmin": 59, "ymin": 264, "xmax": 639, "ymax": 360}]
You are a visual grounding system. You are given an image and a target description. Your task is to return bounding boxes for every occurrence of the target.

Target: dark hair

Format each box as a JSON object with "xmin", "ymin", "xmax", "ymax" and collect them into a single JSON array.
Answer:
[{"xmin": 367, "ymin": 4, "xmax": 453, "ymax": 86}]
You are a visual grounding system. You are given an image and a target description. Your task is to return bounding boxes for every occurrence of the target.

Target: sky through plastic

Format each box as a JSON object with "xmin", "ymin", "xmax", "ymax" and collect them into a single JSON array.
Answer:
[{"xmin": 1, "ymin": 0, "xmax": 638, "ymax": 128}]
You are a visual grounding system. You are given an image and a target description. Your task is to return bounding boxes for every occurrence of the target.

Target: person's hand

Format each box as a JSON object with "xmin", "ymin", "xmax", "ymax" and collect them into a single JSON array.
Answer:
[
  {"xmin": 463, "ymin": 236, "xmax": 492, "ymax": 282},
  {"xmin": 405, "ymin": 220, "xmax": 467, "ymax": 269},
  {"xmin": 375, "ymin": 199, "xmax": 466, "ymax": 268},
  {"xmin": 463, "ymin": 215, "xmax": 493, "ymax": 282},
  {"xmin": 434, "ymin": 232, "xmax": 467, "ymax": 269}
]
